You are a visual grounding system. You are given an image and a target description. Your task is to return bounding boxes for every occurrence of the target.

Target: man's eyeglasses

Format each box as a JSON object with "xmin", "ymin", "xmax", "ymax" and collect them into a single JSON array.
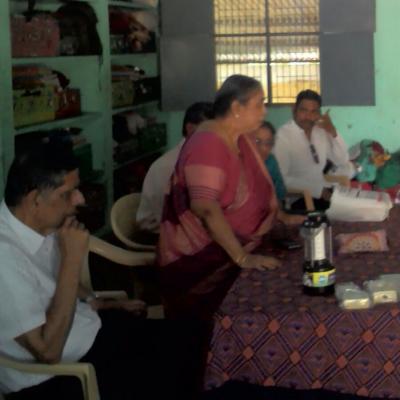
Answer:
[
  {"xmin": 255, "ymin": 138, "xmax": 275, "ymax": 147},
  {"xmin": 309, "ymin": 143, "xmax": 320, "ymax": 164}
]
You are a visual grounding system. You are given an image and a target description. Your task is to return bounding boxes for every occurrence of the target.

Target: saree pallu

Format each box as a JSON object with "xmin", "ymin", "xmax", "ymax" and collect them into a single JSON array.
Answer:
[{"xmin": 158, "ymin": 131, "xmax": 278, "ymax": 320}]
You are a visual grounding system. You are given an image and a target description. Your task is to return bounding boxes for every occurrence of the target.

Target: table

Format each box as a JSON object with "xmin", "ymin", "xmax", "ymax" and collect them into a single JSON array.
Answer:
[{"xmin": 205, "ymin": 207, "xmax": 400, "ymax": 398}]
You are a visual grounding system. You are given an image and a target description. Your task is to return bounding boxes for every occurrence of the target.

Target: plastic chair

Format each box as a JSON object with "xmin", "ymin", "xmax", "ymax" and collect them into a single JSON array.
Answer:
[
  {"xmin": 285, "ymin": 174, "xmax": 351, "ymax": 213},
  {"xmin": 324, "ymin": 174, "xmax": 351, "ymax": 188},
  {"xmin": 110, "ymin": 193, "xmax": 156, "ymax": 251},
  {"xmin": 0, "ymin": 236, "xmax": 160, "ymax": 400},
  {"xmin": 0, "ymin": 357, "xmax": 99, "ymax": 400},
  {"xmin": 285, "ymin": 187, "xmax": 315, "ymax": 212},
  {"xmin": 89, "ymin": 237, "xmax": 163, "ymax": 317}
]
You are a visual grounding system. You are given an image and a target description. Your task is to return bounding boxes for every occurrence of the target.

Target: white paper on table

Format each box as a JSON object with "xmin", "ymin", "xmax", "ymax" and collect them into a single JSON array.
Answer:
[{"xmin": 326, "ymin": 186, "xmax": 393, "ymax": 222}]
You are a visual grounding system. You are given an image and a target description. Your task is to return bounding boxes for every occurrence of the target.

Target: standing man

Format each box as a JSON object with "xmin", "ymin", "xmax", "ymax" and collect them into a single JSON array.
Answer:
[
  {"xmin": 137, "ymin": 102, "xmax": 213, "ymax": 233},
  {"xmin": 273, "ymin": 89, "xmax": 354, "ymax": 210}
]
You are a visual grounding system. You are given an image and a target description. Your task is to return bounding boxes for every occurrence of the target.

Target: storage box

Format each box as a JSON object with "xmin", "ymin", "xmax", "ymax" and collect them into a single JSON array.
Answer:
[
  {"xmin": 138, "ymin": 123, "xmax": 167, "ymax": 153},
  {"xmin": 134, "ymin": 77, "xmax": 160, "ymax": 104},
  {"xmin": 110, "ymin": 34, "xmax": 130, "ymax": 54},
  {"xmin": 11, "ymin": 14, "xmax": 60, "ymax": 57},
  {"xmin": 56, "ymin": 88, "xmax": 81, "ymax": 119},
  {"xmin": 114, "ymin": 137, "xmax": 141, "ymax": 165},
  {"xmin": 13, "ymin": 86, "xmax": 56, "ymax": 128},
  {"xmin": 112, "ymin": 80, "xmax": 134, "ymax": 108}
]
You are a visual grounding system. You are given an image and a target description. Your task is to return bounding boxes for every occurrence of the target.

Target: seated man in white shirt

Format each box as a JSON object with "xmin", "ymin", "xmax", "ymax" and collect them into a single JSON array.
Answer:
[
  {"xmin": 136, "ymin": 101, "xmax": 213, "ymax": 234},
  {"xmin": 273, "ymin": 89, "xmax": 354, "ymax": 211},
  {"xmin": 0, "ymin": 142, "xmax": 204, "ymax": 400}
]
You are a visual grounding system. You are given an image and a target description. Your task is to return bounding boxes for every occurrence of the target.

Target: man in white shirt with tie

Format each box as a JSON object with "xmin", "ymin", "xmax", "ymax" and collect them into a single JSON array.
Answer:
[{"xmin": 273, "ymin": 89, "xmax": 354, "ymax": 210}]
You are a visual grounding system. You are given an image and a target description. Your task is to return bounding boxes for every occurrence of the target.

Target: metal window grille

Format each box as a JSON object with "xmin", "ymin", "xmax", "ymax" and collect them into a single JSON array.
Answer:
[{"xmin": 214, "ymin": 0, "xmax": 320, "ymax": 104}]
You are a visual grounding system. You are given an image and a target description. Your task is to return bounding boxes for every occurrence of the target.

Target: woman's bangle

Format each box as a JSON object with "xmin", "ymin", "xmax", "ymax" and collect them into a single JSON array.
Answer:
[{"xmin": 234, "ymin": 253, "xmax": 248, "ymax": 267}]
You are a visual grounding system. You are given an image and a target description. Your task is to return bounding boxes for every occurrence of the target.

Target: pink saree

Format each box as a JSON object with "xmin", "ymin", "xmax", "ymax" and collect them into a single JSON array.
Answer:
[{"xmin": 157, "ymin": 131, "xmax": 278, "ymax": 320}]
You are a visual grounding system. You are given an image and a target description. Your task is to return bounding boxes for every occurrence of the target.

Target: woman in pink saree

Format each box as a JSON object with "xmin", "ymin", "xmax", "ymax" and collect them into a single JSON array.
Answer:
[{"xmin": 158, "ymin": 75, "xmax": 281, "ymax": 320}]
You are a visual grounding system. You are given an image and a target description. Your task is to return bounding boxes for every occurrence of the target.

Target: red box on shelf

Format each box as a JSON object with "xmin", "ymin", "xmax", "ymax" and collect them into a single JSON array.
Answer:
[
  {"xmin": 55, "ymin": 88, "xmax": 81, "ymax": 120},
  {"xmin": 11, "ymin": 14, "xmax": 60, "ymax": 57}
]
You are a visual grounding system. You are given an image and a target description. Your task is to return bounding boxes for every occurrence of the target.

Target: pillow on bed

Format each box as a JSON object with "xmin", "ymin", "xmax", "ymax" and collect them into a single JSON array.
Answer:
[{"xmin": 336, "ymin": 229, "xmax": 389, "ymax": 254}]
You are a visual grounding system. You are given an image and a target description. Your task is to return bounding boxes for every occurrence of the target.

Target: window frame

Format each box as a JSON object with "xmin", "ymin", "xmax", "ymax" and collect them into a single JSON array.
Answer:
[
  {"xmin": 213, "ymin": 0, "xmax": 321, "ymax": 105},
  {"xmin": 159, "ymin": 0, "xmax": 375, "ymax": 111}
]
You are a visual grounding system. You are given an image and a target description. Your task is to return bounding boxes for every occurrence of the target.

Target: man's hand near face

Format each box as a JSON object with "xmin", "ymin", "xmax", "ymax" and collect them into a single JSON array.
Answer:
[
  {"xmin": 315, "ymin": 110, "xmax": 337, "ymax": 138},
  {"xmin": 16, "ymin": 217, "xmax": 90, "ymax": 364},
  {"xmin": 58, "ymin": 216, "xmax": 89, "ymax": 270}
]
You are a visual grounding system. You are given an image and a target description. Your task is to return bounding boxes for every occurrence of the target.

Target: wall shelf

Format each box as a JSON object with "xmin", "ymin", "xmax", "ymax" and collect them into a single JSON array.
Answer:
[
  {"xmin": 11, "ymin": 0, "xmax": 99, "ymax": 3},
  {"xmin": 111, "ymin": 53, "xmax": 158, "ymax": 76},
  {"xmin": 111, "ymin": 53, "xmax": 156, "ymax": 60},
  {"xmin": 113, "ymin": 146, "xmax": 165, "ymax": 170},
  {"xmin": 112, "ymin": 100, "xmax": 158, "ymax": 115},
  {"xmin": 108, "ymin": 1, "xmax": 156, "ymax": 10},
  {"xmin": 12, "ymin": 55, "xmax": 100, "ymax": 66},
  {"xmin": 15, "ymin": 112, "xmax": 102, "ymax": 135},
  {"xmin": 111, "ymin": 52, "xmax": 156, "ymax": 58},
  {"xmin": 1, "ymin": 0, "xmax": 160, "ymax": 231}
]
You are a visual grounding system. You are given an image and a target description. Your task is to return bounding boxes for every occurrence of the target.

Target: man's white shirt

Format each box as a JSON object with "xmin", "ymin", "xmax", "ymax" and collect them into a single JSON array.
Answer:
[
  {"xmin": 137, "ymin": 139, "xmax": 185, "ymax": 232},
  {"xmin": 0, "ymin": 201, "xmax": 101, "ymax": 393},
  {"xmin": 273, "ymin": 120, "xmax": 352, "ymax": 198}
]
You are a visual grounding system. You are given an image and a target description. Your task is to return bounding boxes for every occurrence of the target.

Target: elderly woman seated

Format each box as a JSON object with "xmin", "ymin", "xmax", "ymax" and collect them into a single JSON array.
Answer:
[
  {"xmin": 252, "ymin": 121, "xmax": 286, "ymax": 200},
  {"xmin": 250, "ymin": 121, "xmax": 305, "ymax": 226}
]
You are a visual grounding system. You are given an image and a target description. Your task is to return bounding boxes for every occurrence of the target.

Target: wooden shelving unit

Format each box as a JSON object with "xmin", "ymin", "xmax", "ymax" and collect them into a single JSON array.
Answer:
[{"xmin": 0, "ymin": 0, "xmax": 160, "ymax": 233}]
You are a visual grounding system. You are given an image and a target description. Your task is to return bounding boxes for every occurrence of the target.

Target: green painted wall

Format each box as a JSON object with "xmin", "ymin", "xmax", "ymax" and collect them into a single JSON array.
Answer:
[
  {"xmin": 164, "ymin": 0, "xmax": 400, "ymax": 152},
  {"xmin": 162, "ymin": 111, "xmax": 185, "ymax": 148}
]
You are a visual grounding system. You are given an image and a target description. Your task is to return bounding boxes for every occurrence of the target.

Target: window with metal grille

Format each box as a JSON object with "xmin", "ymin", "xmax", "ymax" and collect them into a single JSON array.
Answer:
[{"xmin": 214, "ymin": 0, "xmax": 320, "ymax": 104}]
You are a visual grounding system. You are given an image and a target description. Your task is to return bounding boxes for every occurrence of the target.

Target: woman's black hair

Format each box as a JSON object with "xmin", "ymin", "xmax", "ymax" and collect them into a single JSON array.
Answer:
[
  {"xmin": 213, "ymin": 74, "xmax": 262, "ymax": 118},
  {"xmin": 259, "ymin": 121, "xmax": 276, "ymax": 136},
  {"xmin": 182, "ymin": 102, "xmax": 214, "ymax": 137}
]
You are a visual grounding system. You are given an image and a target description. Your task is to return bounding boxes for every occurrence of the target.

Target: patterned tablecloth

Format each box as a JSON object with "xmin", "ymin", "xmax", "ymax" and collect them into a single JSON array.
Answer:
[{"xmin": 205, "ymin": 207, "xmax": 400, "ymax": 398}]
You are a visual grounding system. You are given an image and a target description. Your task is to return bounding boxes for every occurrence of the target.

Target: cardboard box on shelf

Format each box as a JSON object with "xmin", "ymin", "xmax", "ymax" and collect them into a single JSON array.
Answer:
[{"xmin": 13, "ymin": 86, "xmax": 56, "ymax": 128}]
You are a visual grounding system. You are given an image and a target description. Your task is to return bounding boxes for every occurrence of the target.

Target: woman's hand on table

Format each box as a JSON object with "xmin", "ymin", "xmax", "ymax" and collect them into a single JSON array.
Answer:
[{"xmin": 240, "ymin": 254, "xmax": 281, "ymax": 271}]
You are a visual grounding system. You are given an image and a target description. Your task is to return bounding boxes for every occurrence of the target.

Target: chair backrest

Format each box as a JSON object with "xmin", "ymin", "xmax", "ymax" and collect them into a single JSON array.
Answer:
[
  {"xmin": 81, "ymin": 235, "xmax": 156, "ymax": 292},
  {"xmin": 285, "ymin": 188, "xmax": 315, "ymax": 212},
  {"xmin": 80, "ymin": 253, "xmax": 92, "ymax": 292},
  {"xmin": 0, "ymin": 354, "xmax": 99, "ymax": 400},
  {"xmin": 285, "ymin": 175, "xmax": 351, "ymax": 212},
  {"xmin": 324, "ymin": 174, "xmax": 351, "ymax": 188},
  {"xmin": 110, "ymin": 193, "xmax": 155, "ymax": 251}
]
